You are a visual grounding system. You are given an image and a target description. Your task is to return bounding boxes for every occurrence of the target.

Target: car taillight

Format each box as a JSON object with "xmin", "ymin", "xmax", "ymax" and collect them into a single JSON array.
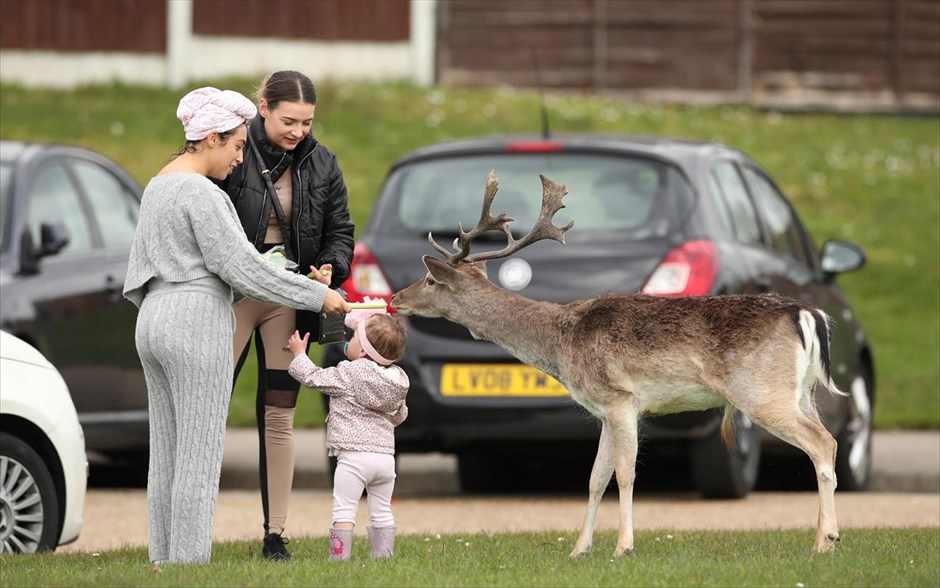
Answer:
[
  {"xmin": 504, "ymin": 140, "xmax": 565, "ymax": 153},
  {"xmin": 340, "ymin": 242, "xmax": 396, "ymax": 312},
  {"xmin": 641, "ymin": 239, "xmax": 718, "ymax": 297}
]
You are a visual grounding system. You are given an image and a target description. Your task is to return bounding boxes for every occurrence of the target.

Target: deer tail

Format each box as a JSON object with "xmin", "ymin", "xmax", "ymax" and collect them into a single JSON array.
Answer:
[
  {"xmin": 798, "ymin": 308, "xmax": 848, "ymax": 397},
  {"xmin": 719, "ymin": 404, "xmax": 737, "ymax": 448}
]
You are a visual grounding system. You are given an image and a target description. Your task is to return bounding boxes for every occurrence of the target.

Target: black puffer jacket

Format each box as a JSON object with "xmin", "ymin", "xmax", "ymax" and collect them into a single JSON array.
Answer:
[{"xmin": 216, "ymin": 114, "xmax": 355, "ymax": 290}]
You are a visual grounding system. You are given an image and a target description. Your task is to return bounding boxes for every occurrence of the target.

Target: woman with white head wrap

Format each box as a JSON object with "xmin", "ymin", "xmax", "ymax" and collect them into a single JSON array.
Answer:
[{"xmin": 124, "ymin": 87, "xmax": 350, "ymax": 565}]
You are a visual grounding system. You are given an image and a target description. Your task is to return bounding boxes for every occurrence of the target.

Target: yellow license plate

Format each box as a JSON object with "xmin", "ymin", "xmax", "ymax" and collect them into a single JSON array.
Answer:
[{"xmin": 440, "ymin": 364, "xmax": 570, "ymax": 397}]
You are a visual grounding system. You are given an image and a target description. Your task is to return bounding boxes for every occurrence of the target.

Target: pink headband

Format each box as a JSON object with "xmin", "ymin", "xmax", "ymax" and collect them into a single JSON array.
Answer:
[
  {"xmin": 357, "ymin": 318, "xmax": 394, "ymax": 366},
  {"xmin": 177, "ymin": 87, "xmax": 257, "ymax": 141}
]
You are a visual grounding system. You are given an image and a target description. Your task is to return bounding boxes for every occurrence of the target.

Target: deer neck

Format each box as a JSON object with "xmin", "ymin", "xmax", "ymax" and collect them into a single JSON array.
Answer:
[{"xmin": 448, "ymin": 286, "xmax": 565, "ymax": 377}]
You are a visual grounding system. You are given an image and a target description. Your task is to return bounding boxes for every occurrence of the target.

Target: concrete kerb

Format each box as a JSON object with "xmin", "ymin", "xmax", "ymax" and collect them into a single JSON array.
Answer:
[{"xmin": 220, "ymin": 428, "xmax": 940, "ymax": 494}]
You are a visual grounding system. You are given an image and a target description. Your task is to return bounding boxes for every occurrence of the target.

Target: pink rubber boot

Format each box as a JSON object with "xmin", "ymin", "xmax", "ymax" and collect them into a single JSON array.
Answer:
[
  {"xmin": 328, "ymin": 528, "xmax": 352, "ymax": 561},
  {"xmin": 366, "ymin": 526, "xmax": 396, "ymax": 559}
]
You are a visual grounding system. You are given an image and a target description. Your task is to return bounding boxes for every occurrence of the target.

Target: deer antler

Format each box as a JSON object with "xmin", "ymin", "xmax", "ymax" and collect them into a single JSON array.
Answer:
[{"xmin": 428, "ymin": 170, "xmax": 574, "ymax": 265}]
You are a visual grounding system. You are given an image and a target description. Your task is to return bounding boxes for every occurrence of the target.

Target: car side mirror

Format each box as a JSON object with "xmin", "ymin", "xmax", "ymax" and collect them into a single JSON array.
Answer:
[
  {"xmin": 39, "ymin": 221, "xmax": 70, "ymax": 257},
  {"xmin": 820, "ymin": 239, "xmax": 865, "ymax": 278}
]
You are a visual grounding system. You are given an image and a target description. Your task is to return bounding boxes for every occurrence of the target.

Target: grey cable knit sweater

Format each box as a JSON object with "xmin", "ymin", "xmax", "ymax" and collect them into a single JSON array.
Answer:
[{"xmin": 124, "ymin": 173, "xmax": 328, "ymax": 310}]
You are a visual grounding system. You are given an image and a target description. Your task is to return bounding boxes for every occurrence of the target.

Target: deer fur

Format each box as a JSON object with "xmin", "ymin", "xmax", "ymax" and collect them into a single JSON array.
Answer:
[{"xmin": 390, "ymin": 171, "xmax": 845, "ymax": 557}]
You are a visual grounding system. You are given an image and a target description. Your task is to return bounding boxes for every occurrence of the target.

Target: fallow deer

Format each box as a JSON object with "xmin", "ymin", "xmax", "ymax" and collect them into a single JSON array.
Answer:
[{"xmin": 390, "ymin": 171, "xmax": 845, "ymax": 557}]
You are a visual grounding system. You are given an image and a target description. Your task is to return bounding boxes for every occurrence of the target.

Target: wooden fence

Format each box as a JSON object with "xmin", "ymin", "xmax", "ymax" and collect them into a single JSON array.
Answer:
[{"xmin": 2, "ymin": 0, "xmax": 936, "ymax": 110}]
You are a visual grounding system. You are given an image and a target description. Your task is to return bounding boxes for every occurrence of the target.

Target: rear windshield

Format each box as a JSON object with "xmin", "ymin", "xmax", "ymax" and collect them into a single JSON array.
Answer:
[{"xmin": 375, "ymin": 153, "xmax": 693, "ymax": 239}]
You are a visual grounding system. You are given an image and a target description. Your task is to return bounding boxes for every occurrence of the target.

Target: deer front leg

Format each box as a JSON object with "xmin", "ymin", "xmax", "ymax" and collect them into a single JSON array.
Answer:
[
  {"xmin": 570, "ymin": 421, "xmax": 615, "ymax": 558},
  {"xmin": 608, "ymin": 401, "xmax": 640, "ymax": 557}
]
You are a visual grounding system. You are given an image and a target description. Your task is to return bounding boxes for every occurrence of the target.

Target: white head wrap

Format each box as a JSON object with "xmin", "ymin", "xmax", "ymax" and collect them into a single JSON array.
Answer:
[{"xmin": 176, "ymin": 87, "xmax": 257, "ymax": 141}]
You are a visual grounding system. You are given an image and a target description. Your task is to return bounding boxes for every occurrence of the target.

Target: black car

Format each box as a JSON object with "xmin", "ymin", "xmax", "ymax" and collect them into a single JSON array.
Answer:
[
  {"xmin": 325, "ymin": 134, "xmax": 874, "ymax": 497},
  {"xmin": 0, "ymin": 140, "xmax": 147, "ymax": 474}
]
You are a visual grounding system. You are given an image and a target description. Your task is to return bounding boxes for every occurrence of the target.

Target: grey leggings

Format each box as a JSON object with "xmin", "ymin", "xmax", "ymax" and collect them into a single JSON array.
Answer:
[{"xmin": 135, "ymin": 277, "xmax": 234, "ymax": 564}]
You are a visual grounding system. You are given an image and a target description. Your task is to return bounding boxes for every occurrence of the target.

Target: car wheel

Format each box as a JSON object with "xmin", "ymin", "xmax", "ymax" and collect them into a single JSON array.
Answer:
[
  {"xmin": 835, "ymin": 372, "xmax": 873, "ymax": 491},
  {"xmin": 456, "ymin": 453, "xmax": 511, "ymax": 493},
  {"xmin": 0, "ymin": 432, "xmax": 60, "ymax": 553},
  {"xmin": 690, "ymin": 412, "xmax": 762, "ymax": 499},
  {"xmin": 456, "ymin": 453, "xmax": 494, "ymax": 493}
]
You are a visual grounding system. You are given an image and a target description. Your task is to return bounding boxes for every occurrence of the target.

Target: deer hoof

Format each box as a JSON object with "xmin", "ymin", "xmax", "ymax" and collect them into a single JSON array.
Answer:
[
  {"xmin": 612, "ymin": 547, "xmax": 635, "ymax": 558},
  {"xmin": 814, "ymin": 537, "xmax": 838, "ymax": 553},
  {"xmin": 569, "ymin": 546, "xmax": 591, "ymax": 559}
]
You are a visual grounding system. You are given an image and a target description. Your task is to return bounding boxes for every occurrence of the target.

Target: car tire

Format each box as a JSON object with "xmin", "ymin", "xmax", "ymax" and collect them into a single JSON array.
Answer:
[
  {"xmin": 456, "ymin": 453, "xmax": 507, "ymax": 493},
  {"xmin": 690, "ymin": 412, "xmax": 762, "ymax": 499},
  {"xmin": 834, "ymin": 371, "xmax": 874, "ymax": 491},
  {"xmin": 125, "ymin": 450, "xmax": 150, "ymax": 488},
  {"xmin": 0, "ymin": 432, "xmax": 60, "ymax": 553}
]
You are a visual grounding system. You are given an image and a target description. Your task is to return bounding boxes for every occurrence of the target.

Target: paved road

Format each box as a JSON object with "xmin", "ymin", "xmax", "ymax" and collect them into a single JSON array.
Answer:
[
  {"xmin": 61, "ymin": 429, "xmax": 939, "ymax": 554},
  {"xmin": 62, "ymin": 489, "xmax": 940, "ymax": 555},
  {"xmin": 218, "ymin": 428, "xmax": 940, "ymax": 494}
]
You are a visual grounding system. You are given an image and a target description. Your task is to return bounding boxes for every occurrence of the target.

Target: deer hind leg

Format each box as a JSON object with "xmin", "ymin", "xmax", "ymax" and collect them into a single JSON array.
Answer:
[
  {"xmin": 747, "ymin": 388, "xmax": 840, "ymax": 553},
  {"xmin": 570, "ymin": 421, "xmax": 615, "ymax": 558}
]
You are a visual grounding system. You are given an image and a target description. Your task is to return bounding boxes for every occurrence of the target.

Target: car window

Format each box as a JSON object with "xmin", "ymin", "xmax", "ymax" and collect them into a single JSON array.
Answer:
[
  {"xmin": 71, "ymin": 159, "xmax": 138, "ymax": 248},
  {"xmin": 708, "ymin": 161, "xmax": 762, "ymax": 245},
  {"xmin": 27, "ymin": 162, "xmax": 94, "ymax": 253},
  {"xmin": 0, "ymin": 162, "xmax": 10, "ymax": 254},
  {"xmin": 381, "ymin": 154, "xmax": 692, "ymax": 240},
  {"xmin": 741, "ymin": 166, "xmax": 811, "ymax": 265}
]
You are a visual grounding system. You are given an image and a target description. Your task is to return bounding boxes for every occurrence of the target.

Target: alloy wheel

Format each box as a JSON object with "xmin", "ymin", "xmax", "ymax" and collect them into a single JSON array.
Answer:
[{"xmin": 0, "ymin": 456, "xmax": 45, "ymax": 554}]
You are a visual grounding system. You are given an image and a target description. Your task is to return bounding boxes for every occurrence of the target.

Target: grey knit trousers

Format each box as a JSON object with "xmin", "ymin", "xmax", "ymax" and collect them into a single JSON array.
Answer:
[{"xmin": 135, "ymin": 277, "xmax": 235, "ymax": 564}]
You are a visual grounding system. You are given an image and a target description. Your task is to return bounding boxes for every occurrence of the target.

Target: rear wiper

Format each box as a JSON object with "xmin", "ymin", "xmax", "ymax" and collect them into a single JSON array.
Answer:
[{"xmin": 427, "ymin": 229, "xmax": 511, "ymax": 242}]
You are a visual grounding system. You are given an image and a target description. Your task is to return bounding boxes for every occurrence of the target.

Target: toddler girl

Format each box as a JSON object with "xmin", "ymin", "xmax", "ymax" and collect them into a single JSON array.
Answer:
[{"xmin": 287, "ymin": 309, "xmax": 408, "ymax": 560}]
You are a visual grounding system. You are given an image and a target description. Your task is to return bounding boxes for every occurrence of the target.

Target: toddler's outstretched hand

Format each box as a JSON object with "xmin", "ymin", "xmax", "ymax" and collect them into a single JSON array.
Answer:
[{"xmin": 287, "ymin": 330, "xmax": 310, "ymax": 357}]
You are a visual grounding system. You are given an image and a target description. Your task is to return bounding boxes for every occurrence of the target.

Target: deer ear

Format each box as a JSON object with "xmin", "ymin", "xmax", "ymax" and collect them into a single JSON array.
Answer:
[{"xmin": 423, "ymin": 255, "xmax": 459, "ymax": 282}]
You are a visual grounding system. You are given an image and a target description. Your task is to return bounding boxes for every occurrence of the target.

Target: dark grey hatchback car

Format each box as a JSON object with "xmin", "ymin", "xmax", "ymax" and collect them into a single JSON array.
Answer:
[
  {"xmin": 0, "ymin": 140, "xmax": 147, "ymax": 474},
  {"xmin": 324, "ymin": 134, "xmax": 874, "ymax": 497}
]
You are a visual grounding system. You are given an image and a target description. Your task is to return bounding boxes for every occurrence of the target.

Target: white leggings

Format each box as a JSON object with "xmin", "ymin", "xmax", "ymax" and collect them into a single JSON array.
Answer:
[{"xmin": 332, "ymin": 451, "xmax": 396, "ymax": 528}]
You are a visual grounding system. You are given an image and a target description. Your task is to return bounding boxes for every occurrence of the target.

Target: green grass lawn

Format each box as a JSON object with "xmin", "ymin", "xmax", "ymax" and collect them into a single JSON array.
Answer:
[
  {"xmin": 2, "ymin": 528, "xmax": 937, "ymax": 587},
  {"xmin": 1, "ymin": 80, "xmax": 937, "ymax": 429}
]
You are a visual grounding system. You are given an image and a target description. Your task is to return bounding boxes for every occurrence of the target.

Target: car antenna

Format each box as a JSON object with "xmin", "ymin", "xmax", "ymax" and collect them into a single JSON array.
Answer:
[{"xmin": 532, "ymin": 47, "xmax": 551, "ymax": 140}]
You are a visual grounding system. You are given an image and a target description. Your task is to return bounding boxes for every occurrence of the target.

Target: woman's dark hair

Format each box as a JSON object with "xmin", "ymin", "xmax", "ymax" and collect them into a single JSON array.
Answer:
[
  {"xmin": 255, "ymin": 70, "xmax": 317, "ymax": 110},
  {"xmin": 172, "ymin": 125, "xmax": 241, "ymax": 159}
]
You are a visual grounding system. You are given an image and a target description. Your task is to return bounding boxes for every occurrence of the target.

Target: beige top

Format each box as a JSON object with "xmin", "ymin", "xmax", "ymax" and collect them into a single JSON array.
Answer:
[{"xmin": 265, "ymin": 165, "xmax": 293, "ymax": 243}]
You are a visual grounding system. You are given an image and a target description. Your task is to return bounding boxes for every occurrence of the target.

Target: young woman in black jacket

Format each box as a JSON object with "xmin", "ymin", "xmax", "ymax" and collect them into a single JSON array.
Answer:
[{"xmin": 215, "ymin": 70, "xmax": 355, "ymax": 561}]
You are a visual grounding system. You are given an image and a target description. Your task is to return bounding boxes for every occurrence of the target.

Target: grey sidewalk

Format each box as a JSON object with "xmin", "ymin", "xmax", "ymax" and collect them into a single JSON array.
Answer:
[{"xmin": 221, "ymin": 428, "xmax": 940, "ymax": 494}]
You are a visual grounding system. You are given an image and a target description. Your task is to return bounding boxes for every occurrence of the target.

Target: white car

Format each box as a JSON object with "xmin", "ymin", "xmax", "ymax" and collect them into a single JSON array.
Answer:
[{"xmin": 0, "ymin": 330, "xmax": 87, "ymax": 553}]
